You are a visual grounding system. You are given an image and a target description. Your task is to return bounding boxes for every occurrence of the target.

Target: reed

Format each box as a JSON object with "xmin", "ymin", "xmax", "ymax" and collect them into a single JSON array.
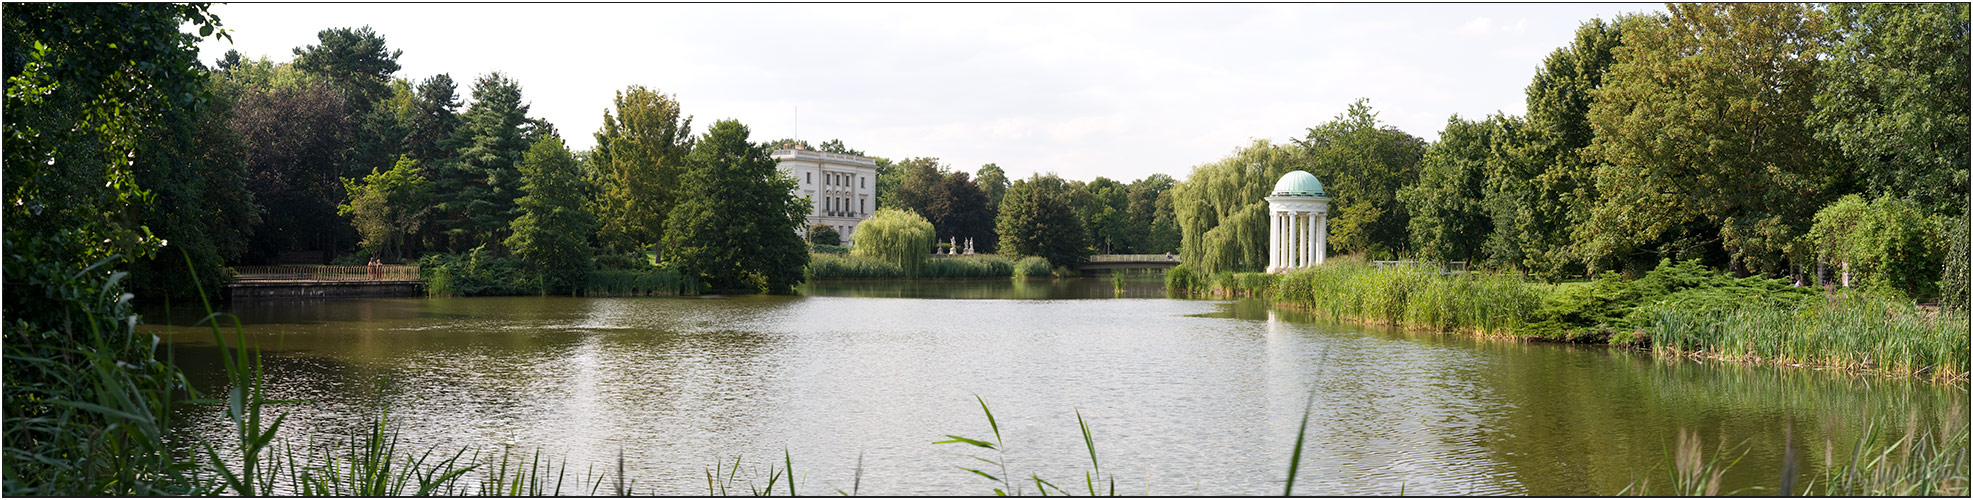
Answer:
[
  {"xmin": 1643, "ymin": 291, "xmax": 1971, "ymax": 382},
  {"xmin": 805, "ymin": 254, "xmax": 908, "ymax": 280},
  {"xmin": 1621, "ymin": 412, "xmax": 1969, "ymax": 496},
  {"xmin": 921, "ymin": 255, "xmax": 1017, "ymax": 278}
]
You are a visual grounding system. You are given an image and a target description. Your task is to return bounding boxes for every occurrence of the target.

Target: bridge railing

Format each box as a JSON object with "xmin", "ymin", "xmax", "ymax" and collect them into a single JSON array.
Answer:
[
  {"xmin": 1088, "ymin": 254, "xmax": 1180, "ymax": 263},
  {"xmin": 232, "ymin": 265, "xmax": 421, "ymax": 282}
]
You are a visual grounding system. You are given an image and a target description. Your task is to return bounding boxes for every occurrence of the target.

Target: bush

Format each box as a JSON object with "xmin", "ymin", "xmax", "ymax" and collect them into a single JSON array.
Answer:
[
  {"xmin": 593, "ymin": 250, "xmax": 654, "ymax": 271},
  {"xmin": 1013, "ymin": 256, "xmax": 1053, "ymax": 278},
  {"xmin": 810, "ymin": 244, "xmax": 849, "ymax": 255},
  {"xmin": 1165, "ymin": 264, "xmax": 1200, "ymax": 295},
  {"xmin": 1805, "ymin": 195, "xmax": 1948, "ymax": 299},
  {"xmin": 418, "ymin": 247, "xmax": 536, "ymax": 297},
  {"xmin": 852, "ymin": 209, "xmax": 935, "ymax": 276},
  {"xmin": 807, "ymin": 224, "xmax": 841, "ymax": 246}
]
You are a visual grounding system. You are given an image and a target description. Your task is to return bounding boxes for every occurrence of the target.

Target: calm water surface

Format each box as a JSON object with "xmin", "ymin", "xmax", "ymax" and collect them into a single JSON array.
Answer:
[{"xmin": 147, "ymin": 277, "xmax": 1967, "ymax": 495}]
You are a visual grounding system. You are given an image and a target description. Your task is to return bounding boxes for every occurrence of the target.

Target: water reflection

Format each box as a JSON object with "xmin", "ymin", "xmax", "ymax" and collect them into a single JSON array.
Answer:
[{"xmin": 147, "ymin": 279, "xmax": 1968, "ymax": 495}]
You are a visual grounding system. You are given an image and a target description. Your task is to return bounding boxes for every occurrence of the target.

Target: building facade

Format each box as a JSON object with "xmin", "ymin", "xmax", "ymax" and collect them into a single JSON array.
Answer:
[{"xmin": 773, "ymin": 148, "xmax": 878, "ymax": 244}]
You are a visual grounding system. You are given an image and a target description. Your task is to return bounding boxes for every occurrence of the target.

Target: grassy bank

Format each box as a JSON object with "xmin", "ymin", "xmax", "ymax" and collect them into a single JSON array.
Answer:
[{"xmin": 1170, "ymin": 257, "xmax": 1970, "ymax": 383}]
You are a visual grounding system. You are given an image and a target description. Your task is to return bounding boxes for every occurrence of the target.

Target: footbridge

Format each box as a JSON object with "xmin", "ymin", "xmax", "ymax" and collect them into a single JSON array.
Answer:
[{"xmin": 1081, "ymin": 254, "xmax": 1181, "ymax": 273}]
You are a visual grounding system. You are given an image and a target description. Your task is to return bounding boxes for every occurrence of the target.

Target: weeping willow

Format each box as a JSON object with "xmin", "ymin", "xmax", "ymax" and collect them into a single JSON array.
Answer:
[
  {"xmin": 1173, "ymin": 140, "xmax": 1304, "ymax": 276},
  {"xmin": 852, "ymin": 208, "xmax": 935, "ymax": 276}
]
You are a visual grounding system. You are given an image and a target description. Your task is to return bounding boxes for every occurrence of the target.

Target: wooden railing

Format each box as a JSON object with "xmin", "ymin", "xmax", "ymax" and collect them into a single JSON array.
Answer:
[{"xmin": 231, "ymin": 265, "xmax": 421, "ymax": 282}]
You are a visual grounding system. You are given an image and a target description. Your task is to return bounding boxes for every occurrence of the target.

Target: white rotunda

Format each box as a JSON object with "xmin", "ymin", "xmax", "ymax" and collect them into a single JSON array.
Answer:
[{"xmin": 1266, "ymin": 171, "xmax": 1330, "ymax": 273}]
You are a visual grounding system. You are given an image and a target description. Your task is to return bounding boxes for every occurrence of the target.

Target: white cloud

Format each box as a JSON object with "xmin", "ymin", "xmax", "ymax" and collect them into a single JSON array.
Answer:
[{"xmin": 197, "ymin": 3, "xmax": 1662, "ymax": 182}]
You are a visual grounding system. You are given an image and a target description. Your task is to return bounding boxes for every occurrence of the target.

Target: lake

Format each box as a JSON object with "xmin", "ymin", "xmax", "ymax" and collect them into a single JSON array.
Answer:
[{"xmin": 147, "ymin": 277, "xmax": 1968, "ymax": 495}]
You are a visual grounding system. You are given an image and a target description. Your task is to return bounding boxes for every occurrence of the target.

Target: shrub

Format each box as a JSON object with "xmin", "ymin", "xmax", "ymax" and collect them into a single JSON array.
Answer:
[
  {"xmin": 810, "ymin": 243, "xmax": 849, "ymax": 255},
  {"xmin": 418, "ymin": 247, "xmax": 535, "ymax": 297},
  {"xmin": 1805, "ymin": 195, "xmax": 1948, "ymax": 299},
  {"xmin": 1165, "ymin": 264, "xmax": 1200, "ymax": 295},
  {"xmin": 807, "ymin": 224, "xmax": 841, "ymax": 246},
  {"xmin": 1013, "ymin": 256, "xmax": 1052, "ymax": 278},
  {"xmin": 852, "ymin": 209, "xmax": 935, "ymax": 276},
  {"xmin": 584, "ymin": 267, "xmax": 692, "ymax": 296}
]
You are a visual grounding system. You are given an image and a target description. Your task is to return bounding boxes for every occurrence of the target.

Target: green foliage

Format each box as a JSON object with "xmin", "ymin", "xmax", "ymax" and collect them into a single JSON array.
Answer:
[
  {"xmin": 1163, "ymin": 265, "xmax": 1200, "ymax": 295},
  {"xmin": 1128, "ymin": 174, "xmax": 1182, "ymax": 254},
  {"xmin": 807, "ymin": 224, "xmax": 841, "ymax": 246},
  {"xmin": 852, "ymin": 208, "xmax": 936, "ymax": 276},
  {"xmin": 1295, "ymin": 99, "xmax": 1427, "ymax": 259},
  {"xmin": 975, "ymin": 163, "xmax": 1010, "ymax": 214},
  {"xmin": 593, "ymin": 85, "xmax": 693, "ymax": 253},
  {"xmin": 997, "ymin": 174, "xmax": 1092, "ymax": 269},
  {"xmin": 1584, "ymin": 5, "xmax": 1841, "ymax": 276},
  {"xmin": 1522, "ymin": 260, "xmax": 1815, "ymax": 342},
  {"xmin": 1171, "ymin": 140, "xmax": 1300, "ymax": 275},
  {"xmin": 661, "ymin": 119, "xmax": 810, "ymax": 294},
  {"xmin": 1402, "ymin": 114, "xmax": 1496, "ymax": 264},
  {"xmin": 291, "ymin": 26, "xmax": 402, "ymax": 118},
  {"xmin": 339, "ymin": 155, "xmax": 431, "ymax": 260},
  {"xmin": 1805, "ymin": 195, "xmax": 1949, "ymax": 299},
  {"xmin": 217, "ymin": 59, "xmax": 352, "ymax": 264},
  {"xmin": 1012, "ymin": 256, "xmax": 1053, "ymax": 278},
  {"xmin": 127, "ymin": 65, "xmax": 261, "ymax": 302},
  {"xmin": 1504, "ymin": 17, "xmax": 1627, "ymax": 278},
  {"xmin": 506, "ymin": 135, "xmax": 597, "ymax": 295},
  {"xmin": 809, "ymin": 243, "xmax": 849, "ymax": 255},
  {"xmin": 921, "ymin": 255, "xmax": 1017, "ymax": 278},
  {"xmin": 1643, "ymin": 291, "xmax": 1969, "ymax": 382},
  {"xmin": 418, "ymin": 248, "xmax": 533, "ymax": 297},
  {"xmin": 3, "ymin": 4, "xmax": 229, "ymax": 494},
  {"xmin": 431, "ymin": 72, "xmax": 539, "ymax": 252},
  {"xmin": 806, "ymin": 254, "xmax": 907, "ymax": 280},
  {"xmin": 1943, "ymin": 208, "xmax": 1970, "ymax": 312},
  {"xmin": 1812, "ymin": 3, "xmax": 1970, "ymax": 218}
]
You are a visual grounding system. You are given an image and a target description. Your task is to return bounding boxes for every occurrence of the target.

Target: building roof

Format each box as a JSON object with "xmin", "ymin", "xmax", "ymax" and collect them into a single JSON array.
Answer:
[{"xmin": 1271, "ymin": 170, "xmax": 1326, "ymax": 198}]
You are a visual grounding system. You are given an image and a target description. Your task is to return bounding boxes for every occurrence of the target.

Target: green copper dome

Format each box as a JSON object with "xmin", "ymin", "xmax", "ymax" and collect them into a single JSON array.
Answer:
[{"xmin": 1271, "ymin": 170, "xmax": 1325, "ymax": 197}]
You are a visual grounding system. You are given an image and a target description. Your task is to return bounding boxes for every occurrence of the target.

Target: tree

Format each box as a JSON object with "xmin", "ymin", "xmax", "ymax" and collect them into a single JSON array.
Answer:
[
  {"xmin": 928, "ymin": 171, "xmax": 997, "ymax": 252},
  {"xmin": 432, "ymin": 72, "xmax": 536, "ymax": 252},
  {"xmin": 1584, "ymin": 4, "xmax": 1842, "ymax": 277},
  {"xmin": 661, "ymin": 119, "xmax": 809, "ymax": 293},
  {"xmin": 886, "ymin": 157, "xmax": 947, "ymax": 217},
  {"xmin": 593, "ymin": 85, "xmax": 693, "ymax": 252},
  {"xmin": 506, "ymin": 135, "xmax": 597, "ymax": 295},
  {"xmin": 852, "ymin": 208, "xmax": 936, "ymax": 276},
  {"xmin": 220, "ymin": 64, "xmax": 351, "ymax": 263},
  {"xmin": 997, "ymin": 173, "xmax": 1092, "ymax": 269},
  {"xmin": 1295, "ymin": 99, "xmax": 1427, "ymax": 259},
  {"xmin": 976, "ymin": 163, "xmax": 1010, "ymax": 209},
  {"xmin": 1812, "ymin": 3, "xmax": 1970, "ymax": 218},
  {"xmin": 339, "ymin": 156, "xmax": 431, "ymax": 261},
  {"xmin": 1499, "ymin": 18, "xmax": 1628, "ymax": 277},
  {"xmin": 1171, "ymin": 140, "xmax": 1303, "ymax": 275},
  {"xmin": 3, "ymin": 3, "xmax": 229, "ymax": 494},
  {"xmin": 1402, "ymin": 115, "xmax": 1495, "ymax": 264},
  {"xmin": 1126, "ymin": 174, "xmax": 1179, "ymax": 254},
  {"xmin": 807, "ymin": 224, "xmax": 841, "ymax": 246},
  {"xmin": 1079, "ymin": 177, "xmax": 1133, "ymax": 254},
  {"xmin": 401, "ymin": 74, "xmax": 462, "ymax": 164},
  {"xmin": 1804, "ymin": 195, "xmax": 1947, "ymax": 299},
  {"xmin": 291, "ymin": 25, "xmax": 401, "ymax": 117}
]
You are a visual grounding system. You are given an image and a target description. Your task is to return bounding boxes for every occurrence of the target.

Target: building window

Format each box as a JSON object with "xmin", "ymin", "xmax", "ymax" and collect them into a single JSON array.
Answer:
[
  {"xmin": 860, "ymin": 199, "xmax": 865, "ymax": 213},
  {"xmin": 806, "ymin": 172, "xmax": 811, "ymax": 184},
  {"xmin": 861, "ymin": 176, "xmax": 866, "ymax": 188}
]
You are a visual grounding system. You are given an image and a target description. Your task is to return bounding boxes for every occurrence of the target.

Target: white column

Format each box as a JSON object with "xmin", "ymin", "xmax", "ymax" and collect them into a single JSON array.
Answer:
[
  {"xmin": 1291, "ymin": 212, "xmax": 1304, "ymax": 269},
  {"xmin": 1303, "ymin": 212, "xmax": 1315, "ymax": 267},
  {"xmin": 1315, "ymin": 212, "xmax": 1328, "ymax": 265},
  {"xmin": 1269, "ymin": 211, "xmax": 1281, "ymax": 271}
]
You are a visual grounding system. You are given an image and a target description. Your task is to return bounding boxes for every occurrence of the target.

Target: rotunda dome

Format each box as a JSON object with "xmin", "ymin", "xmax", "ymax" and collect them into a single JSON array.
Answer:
[{"xmin": 1271, "ymin": 170, "xmax": 1325, "ymax": 197}]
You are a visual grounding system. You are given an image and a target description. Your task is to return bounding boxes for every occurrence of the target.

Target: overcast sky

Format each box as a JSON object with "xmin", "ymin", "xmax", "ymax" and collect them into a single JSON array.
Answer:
[{"xmin": 198, "ymin": 3, "xmax": 1662, "ymax": 182}]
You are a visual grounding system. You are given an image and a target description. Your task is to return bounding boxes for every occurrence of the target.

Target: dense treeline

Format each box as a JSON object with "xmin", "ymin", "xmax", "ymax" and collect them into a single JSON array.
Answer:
[{"xmin": 1172, "ymin": 3, "xmax": 1969, "ymax": 304}]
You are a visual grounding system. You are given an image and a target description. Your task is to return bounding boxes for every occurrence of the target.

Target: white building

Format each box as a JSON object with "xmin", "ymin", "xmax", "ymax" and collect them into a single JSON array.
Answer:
[{"xmin": 773, "ymin": 148, "xmax": 878, "ymax": 244}]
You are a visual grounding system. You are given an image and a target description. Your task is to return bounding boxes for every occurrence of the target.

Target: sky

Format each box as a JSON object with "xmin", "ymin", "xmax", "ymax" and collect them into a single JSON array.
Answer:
[{"xmin": 197, "ymin": 3, "xmax": 1663, "ymax": 183}]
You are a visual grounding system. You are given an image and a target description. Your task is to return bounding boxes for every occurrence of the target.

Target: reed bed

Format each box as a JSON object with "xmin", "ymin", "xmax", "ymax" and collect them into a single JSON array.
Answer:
[
  {"xmin": 1643, "ymin": 291, "xmax": 1971, "ymax": 382},
  {"xmin": 1623, "ymin": 411, "xmax": 1970, "ymax": 496},
  {"xmin": 1272, "ymin": 260, "xmax": 1544, "ymax": 336},
  {"xmin": 921, "ymin": 255, "xmax": 1017, "ymax": 278},
  {"xmin": 806, "ymin": 254, "xmax": 908, "ymax": 279}
]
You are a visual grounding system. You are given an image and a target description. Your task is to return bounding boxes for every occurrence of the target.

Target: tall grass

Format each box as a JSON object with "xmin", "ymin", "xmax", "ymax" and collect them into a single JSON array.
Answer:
[
  {"xmin": 806, "ymin": 254, "xmax": 907, "ymax": 279},
  {"xmin": 922, "ymin": 255, "xmax": 1017, "ymax": 278},
  {"xmin": 1271, "ymin": 259, "xmax": 1544, "ymax": 336},
  {"xmin": 937, "ymin": 396, "xmax": 1110, "ymax": 496},
  {"xmin": 1643, "ymin": 291, "xmax": 1971, "ymax": 382},
  {"xmin": 1623, "ymin": 412, "xmax": 1969, "ymax": 496}
]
